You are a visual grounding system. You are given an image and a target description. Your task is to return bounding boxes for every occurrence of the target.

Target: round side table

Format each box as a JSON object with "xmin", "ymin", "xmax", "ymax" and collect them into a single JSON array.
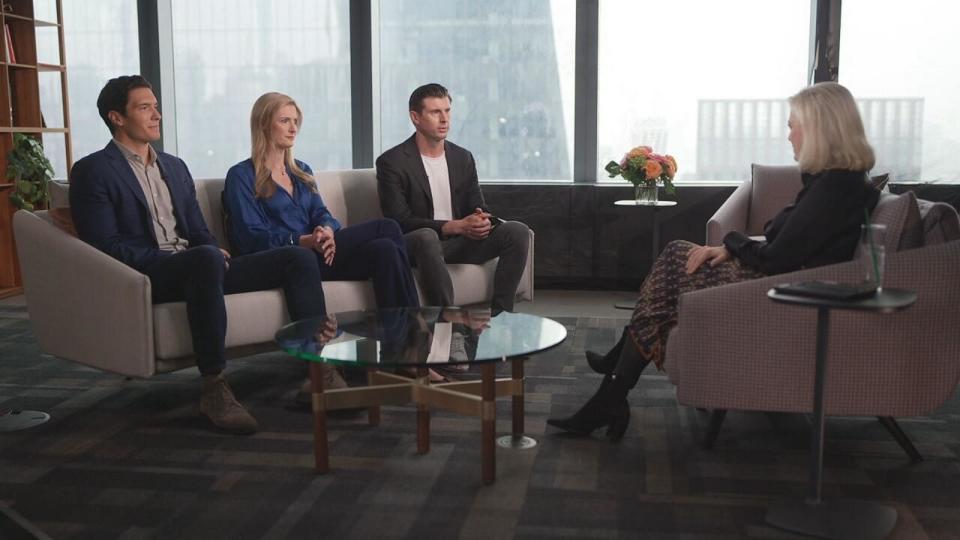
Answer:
[
  {"xmin": 613, "ymin": 200, "xmax": 677, "ymax": 310},
  {"xmin": 764, "ymin": 287, "xmax": 916, "ymax": 540}
]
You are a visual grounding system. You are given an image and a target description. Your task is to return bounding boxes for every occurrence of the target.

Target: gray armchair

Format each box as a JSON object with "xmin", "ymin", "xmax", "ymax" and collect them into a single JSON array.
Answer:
[{"xmin": 666, "ymin": 164, "xmax": 960, "ymax": 461}]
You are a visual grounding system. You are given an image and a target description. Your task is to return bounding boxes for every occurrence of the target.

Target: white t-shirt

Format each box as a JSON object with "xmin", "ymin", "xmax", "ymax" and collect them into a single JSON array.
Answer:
[{"xmin": 421, "ymin": 153, "xmax": 453, "ymax": 221}]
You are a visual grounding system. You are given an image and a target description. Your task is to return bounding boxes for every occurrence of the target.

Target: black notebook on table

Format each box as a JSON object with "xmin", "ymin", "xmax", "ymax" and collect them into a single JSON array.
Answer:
[{"xmin": 773, "ymin": 281, "xmax": 878, "ymax": 301}]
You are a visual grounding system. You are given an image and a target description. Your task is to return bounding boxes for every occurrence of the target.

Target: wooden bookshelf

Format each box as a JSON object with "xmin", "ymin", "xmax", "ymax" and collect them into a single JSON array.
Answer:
[{"xmin": 0, "ymin": 0, "xmax": 71, "ymax": 298}]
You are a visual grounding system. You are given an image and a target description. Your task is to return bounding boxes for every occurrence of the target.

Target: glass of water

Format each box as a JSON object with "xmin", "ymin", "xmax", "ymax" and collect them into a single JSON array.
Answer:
[{"xmin": 859, "ymin": 224, "xmax": 886, "ymax": 291}]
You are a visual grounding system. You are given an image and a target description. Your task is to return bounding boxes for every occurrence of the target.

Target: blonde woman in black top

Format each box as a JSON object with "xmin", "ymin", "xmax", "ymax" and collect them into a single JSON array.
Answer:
[{"xmin": 548, "ymin": 82, "xmax": 881, "ymax": 440}]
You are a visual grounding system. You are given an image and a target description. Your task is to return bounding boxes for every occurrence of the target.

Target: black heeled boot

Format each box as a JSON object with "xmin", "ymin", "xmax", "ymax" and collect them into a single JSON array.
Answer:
[
  {"xmin": 548, "ymin": 339, "xmax": 649, "ymax": 441},
  {"xmin": 585, "ymin": 327, "xmax": 627, "ymax": 374}
]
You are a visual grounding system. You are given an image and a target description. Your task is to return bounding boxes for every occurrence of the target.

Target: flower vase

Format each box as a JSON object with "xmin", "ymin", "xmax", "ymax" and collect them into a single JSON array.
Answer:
[{"xmin": 634, "ymin": 184, "xmax": 658, "ymax": 204}]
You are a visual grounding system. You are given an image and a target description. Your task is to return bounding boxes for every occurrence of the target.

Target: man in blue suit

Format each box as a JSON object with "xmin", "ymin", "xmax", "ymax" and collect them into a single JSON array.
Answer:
[{"xmin": 69, "ymin": 75, "xmax": 327, "ymax": 434}]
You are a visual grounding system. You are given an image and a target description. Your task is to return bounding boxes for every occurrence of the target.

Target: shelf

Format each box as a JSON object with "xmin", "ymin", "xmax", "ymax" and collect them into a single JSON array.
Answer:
[
  {"xmin": 1, "ymin": 13, "xmax": 33, "ymax": 23},
  {"xmin": 0, "ymin": 0, "xmax": 68, "ymax": 294},
  {"xmin": 0, "ymin": 127, "xmax": 69, "ymax": 133},
  {"xmin": 0, "ymin": 286, "xmax": 22, "ymax": 299}
]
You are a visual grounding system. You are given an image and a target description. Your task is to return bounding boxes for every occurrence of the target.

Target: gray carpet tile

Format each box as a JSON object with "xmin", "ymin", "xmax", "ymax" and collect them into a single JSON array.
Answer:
[{"xmin": 1, "ymin": 309, "xmax": 958, "ymax": 539}]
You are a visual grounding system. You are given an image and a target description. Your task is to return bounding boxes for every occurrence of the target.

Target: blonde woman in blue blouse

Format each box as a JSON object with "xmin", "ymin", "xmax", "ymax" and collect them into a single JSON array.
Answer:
[{"xmin": 225, "ymin": 92, "xmax": 420, "ymax": 388}]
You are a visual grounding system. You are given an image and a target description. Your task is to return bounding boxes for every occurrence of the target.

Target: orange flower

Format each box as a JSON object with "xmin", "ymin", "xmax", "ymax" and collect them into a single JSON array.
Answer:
[
  {"xmin": 626, "ymin": 146, "xmax": 652, "ymax": 160},
  {"xmin": 664, "ymin": 155, "xmax": 677, "ymax": 177},
  {"xmin": 645, "ymin": 160, "xmax": 663, "ymax": 180}
]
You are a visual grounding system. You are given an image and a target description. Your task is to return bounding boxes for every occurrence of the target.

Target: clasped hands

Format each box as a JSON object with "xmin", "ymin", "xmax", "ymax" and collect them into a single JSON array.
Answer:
[
  {"xmin": 299, "ymin": 225, "xmax": 336, "ymax": 266},
  {"xmin": 685, "ymin": 244, "xmax": 732, "ymax": 274},
  {"xmin": 313, "ymin": 315, "xmax": 339, "ymax": 347},
  {"xmin": 443, "ymin": 208, "xmax": 493, "ymax": 240}
]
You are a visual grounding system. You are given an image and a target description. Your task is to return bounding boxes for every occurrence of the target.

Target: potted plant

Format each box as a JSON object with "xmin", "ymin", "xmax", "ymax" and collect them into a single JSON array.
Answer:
[{"xmin": 7, "ymin": 133, "xmax": 55, "ymax": 211}]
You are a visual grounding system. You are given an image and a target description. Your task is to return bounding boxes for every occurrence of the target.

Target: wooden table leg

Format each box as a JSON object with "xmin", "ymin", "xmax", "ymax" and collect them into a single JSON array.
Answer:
[
  {"xmin": 366, "ymin": 367, "xmax": 380, "ymax": 427},
  {"xmin": 481, "ymin": 363, "xmax": 496, "ymax": 485},
  {"xmin": 309, "ymin": 362, "xmax": 329, "ymax": 474},
  {"xmin": 416, "ymin": 367, "xmax": 430, "ymax": 455},
  {"xmin": 512, "ymin": 360, "xmax": 526, "ymax": 437}
]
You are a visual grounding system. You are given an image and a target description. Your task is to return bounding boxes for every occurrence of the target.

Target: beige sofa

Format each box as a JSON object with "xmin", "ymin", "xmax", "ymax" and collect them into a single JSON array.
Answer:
[{"xmin": 13, "ymin": 168, "xmax": 534, "ymax": 378}]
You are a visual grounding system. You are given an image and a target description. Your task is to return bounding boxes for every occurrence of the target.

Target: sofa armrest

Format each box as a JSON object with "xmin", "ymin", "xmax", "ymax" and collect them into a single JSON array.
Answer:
[
  {"xmin": 669, "ymin": 240, "xmax": 960, "ymax": 417},
  {"xmin": 706, "ymin": 180, "xmax": 751, "ymax": 246},
  {"xmin": 13, "ymin": 210, "xmax": 157, "ymax": 377}
]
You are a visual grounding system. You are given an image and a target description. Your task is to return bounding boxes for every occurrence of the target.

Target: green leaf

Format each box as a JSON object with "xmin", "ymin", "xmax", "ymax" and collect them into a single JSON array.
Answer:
[
  {"xmin": 6, "ymin": 133, "xmax": 55, "ymax": 211},
  {"xmin": 604, "ymin": 161, "xmax": 621, "ymax": 176}
]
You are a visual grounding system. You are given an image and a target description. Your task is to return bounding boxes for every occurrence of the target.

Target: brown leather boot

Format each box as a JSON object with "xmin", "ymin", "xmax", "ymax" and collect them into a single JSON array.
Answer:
[
  {"xmin": 295, "ymin": 365, "xmax": 348, "ymax": 408},
  {"xmin": 200, "ymin": 374, "xmax": 258, "ymax": 434}
]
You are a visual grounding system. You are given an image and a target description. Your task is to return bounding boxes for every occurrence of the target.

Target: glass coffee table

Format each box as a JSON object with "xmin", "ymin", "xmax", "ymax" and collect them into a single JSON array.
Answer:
[{"xmin": 276, "ymin": 307, "xmax": 567, "ymax": 485}]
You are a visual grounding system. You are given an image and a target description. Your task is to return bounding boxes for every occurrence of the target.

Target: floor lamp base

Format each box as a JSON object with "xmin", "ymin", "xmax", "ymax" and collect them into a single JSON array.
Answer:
[{"xmin": 0, "ymin": 408, "xmax": 50, "ymax": 432}]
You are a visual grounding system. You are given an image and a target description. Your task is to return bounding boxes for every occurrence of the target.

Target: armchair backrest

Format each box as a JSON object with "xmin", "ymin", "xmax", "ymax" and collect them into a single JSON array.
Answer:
[
  {"xmin": 705, "ymin": 164, "xmax": 802, "ymax": 245},
  {"xmin": 707, "ymin": 163, "xmax": 960, "ymax": 251},
  {"xmin": 746, "ymin": 164, "xmax": 802, "ymax": 235}
]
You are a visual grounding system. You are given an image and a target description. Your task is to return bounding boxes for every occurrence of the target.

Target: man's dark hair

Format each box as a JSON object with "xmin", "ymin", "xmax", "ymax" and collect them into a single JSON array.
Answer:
[
  {"xmin": 97, "ymin": 75, "xmax": 153, "ymax": 134},
  {"xmin": 408, "ymin": 83, "xmax": 451, "ymax": 113}
]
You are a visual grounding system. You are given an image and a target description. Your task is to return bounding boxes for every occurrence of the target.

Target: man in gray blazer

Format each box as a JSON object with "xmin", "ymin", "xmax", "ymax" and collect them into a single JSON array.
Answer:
[{"xmin": 376, "ymin": 83, "xmax": 530, "ymax": 313}]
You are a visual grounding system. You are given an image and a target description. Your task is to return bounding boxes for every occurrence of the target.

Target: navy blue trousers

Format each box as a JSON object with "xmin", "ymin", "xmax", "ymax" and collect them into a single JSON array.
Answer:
[
  {"xmin": 320, "ymin": 219, "xmax": 420, "ymax": 309},
  {"xmin": 145, "ymin": 245, "xmax": 325, "ymax": 375}
]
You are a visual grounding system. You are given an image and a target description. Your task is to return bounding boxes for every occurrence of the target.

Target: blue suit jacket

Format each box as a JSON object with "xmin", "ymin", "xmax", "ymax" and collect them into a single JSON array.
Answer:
[{"xmin": 69, "ymin": 141, "xmax": 218, "ymax": 273}]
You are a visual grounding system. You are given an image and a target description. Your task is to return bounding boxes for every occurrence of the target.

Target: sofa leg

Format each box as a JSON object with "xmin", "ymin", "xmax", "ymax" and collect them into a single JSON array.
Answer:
[
  {"xmin": 702, "ymin": 409, "xmax": 727, "ymax": 450},
  {"xmin": 877, "ymin": 416, "xmax": 923, "ymax": 463}
]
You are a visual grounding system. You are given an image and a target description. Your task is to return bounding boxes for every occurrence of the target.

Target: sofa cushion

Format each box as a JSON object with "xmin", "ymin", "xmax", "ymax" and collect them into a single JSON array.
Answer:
[
  {"xmin": 153, "ymin": 289, "xmax": 288, "ymax": 360},
  {"xmin": 870, "ymin": 191, "xmax": 923, "ymax": 252},
  {"xmin": 314, "ymin": 169, "xmax": 383, "ymax": 226},
  {"xmin": 47, "ymin": 180, "xmax": 70, "ymax": 208},
  {"xmin": 48, "ymin": 207, "xmax": 77, "ymax": 236},
  {"xmin": 153, "ymin": 280, "xmax": 378, "ymax": 360},
  {"xmin": 45, "ymin": 182, "xmax": 77, "ymax": 235},
  {"xmin": 193, "ymin": 178, "xmax": 228, "ymax": 248},
  {"xmin": 917, "ymin": 199, "xmax": 960, "ymax": 245},
  {"xmin": 315, "ymin": 170, "xmax": 349, "ymax": 225}
]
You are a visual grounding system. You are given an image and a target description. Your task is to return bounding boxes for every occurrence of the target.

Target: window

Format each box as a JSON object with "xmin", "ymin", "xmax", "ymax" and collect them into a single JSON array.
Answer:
[
  {"xmin": 170, "ymin": 0, "xmax": 351, "ymax": 179},
  {"xmin": 597, "ymin": 1, "xmax": 811, "ymax": 182},
  {"xmin": 839, "ymin": 0, "xmax": 960, "ymax": 183},
  {"xmin": 377, "ymin": 0, "xmax": 576, "ymax": 181},
  {"xmin": 37, "ymin": 0, "xmax": 139, "ymax": 179}
]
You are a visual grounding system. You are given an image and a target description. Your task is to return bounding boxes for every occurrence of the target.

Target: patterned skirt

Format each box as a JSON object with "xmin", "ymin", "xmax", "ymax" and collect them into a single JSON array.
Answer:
[{"xmin": 628, "ymin": 240, "xmax": 766, "ymax": 371}]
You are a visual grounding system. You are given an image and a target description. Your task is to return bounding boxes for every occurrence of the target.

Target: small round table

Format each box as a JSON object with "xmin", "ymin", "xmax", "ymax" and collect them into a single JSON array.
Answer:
[
  {"xmin": 613, "ymin": 199, "xmax": 677, "ymax": 309},
  {"xmin": 764, "ymin": 287, "xmax": 916, "ymax": 540},
  {"xmin": 276, "ymin": 307, "xmax": 567, "ymax": 485}
]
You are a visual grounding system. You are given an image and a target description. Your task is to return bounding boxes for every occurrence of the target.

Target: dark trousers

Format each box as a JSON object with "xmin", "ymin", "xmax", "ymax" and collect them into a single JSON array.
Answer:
[
  {"xmin": 320, "ymin": 219, "xmax": 419, "ymax": 309},
  {"xmin": 404, "ymin": 220, "xmax": 530, "ymax": 311},
  {"xmin": 145, "ymin": 245, "xmax": 325, "ymax": 376}
]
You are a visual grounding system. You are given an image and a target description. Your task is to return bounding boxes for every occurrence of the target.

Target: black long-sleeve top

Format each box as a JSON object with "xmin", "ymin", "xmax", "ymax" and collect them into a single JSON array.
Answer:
[{"xmin": 723, "ymin": 168, "xmax": 880, "ymax": 275}]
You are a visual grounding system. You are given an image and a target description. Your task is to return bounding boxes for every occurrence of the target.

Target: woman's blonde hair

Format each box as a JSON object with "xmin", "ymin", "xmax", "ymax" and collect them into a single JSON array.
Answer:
[
  {"xmin": 789, "ymin": 82, "xmax": 875, "ymax": 174},
  {"xmin": 250, "ymin": 92, "xmax": 315, "ymax": 198}
]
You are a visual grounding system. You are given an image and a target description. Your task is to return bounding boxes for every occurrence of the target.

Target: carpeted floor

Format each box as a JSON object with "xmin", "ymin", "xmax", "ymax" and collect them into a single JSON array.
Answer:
[{"xmin": 1, "ymin": 306, "xmax": 958, "ymax": 539}]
